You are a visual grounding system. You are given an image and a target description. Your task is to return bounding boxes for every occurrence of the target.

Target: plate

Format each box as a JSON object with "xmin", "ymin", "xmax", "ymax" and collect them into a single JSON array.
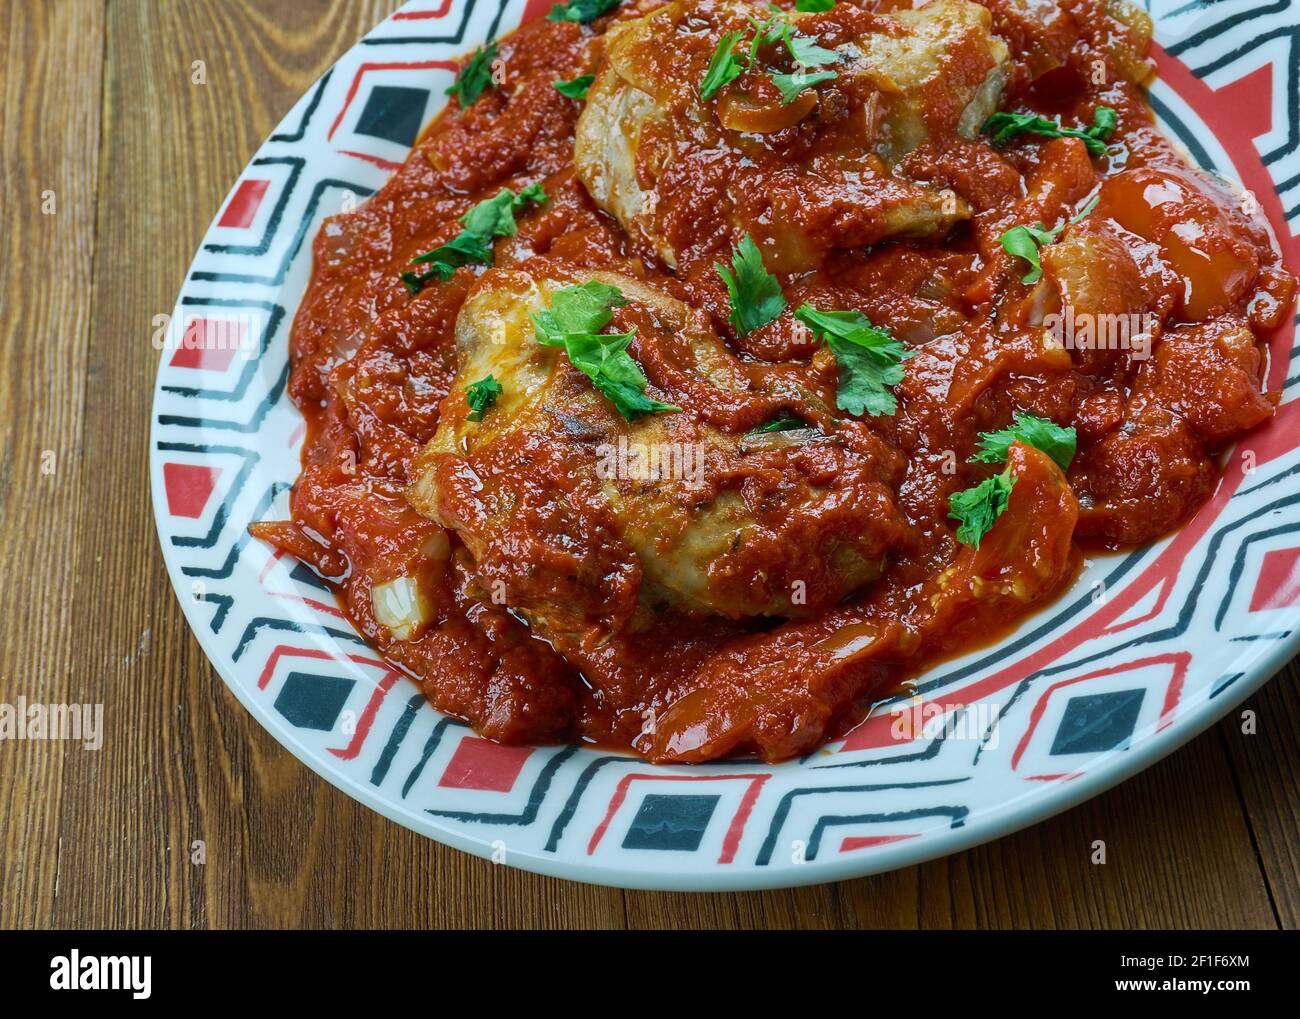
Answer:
[{"xmin": 151, "ymin": 0, "xmax": 1300, "ymax": 890}]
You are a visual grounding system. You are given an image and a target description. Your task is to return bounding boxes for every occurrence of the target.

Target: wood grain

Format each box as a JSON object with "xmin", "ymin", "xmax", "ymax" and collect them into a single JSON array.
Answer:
[
  {"xmin": 0, "ymin": 0, "xmax": 1295, "ymax": 930},
  {"xmin": 0, "ymin": 0, "xmax": 106, "ymax": 931}
]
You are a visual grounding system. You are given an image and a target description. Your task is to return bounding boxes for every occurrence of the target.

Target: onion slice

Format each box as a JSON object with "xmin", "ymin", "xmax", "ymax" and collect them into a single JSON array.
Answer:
[{"xmin": 371, "ymin": 575, "xmax": 431, "ymax": 641}]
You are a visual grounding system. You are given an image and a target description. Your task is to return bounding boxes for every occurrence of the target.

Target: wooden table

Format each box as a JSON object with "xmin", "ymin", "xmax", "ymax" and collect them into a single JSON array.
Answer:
[{"xmin": 2, "ymin": 0, "xmax": 1296, "ymax": 930}]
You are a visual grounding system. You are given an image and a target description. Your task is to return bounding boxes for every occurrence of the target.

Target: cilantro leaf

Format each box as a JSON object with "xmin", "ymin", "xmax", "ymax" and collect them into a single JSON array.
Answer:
[
  {"xmin": 971, "ymin": 412, "xmax": 1077, "ymax": 471},
  {"xmin": 700, "ymin": 13, "xmax": 840, "ymax": 105},
  {"xmin": 949, "ymin": 468, "xmax": 1016, "ymax": 548},
  {"xmin": 1000, "ymin": 195, "xmax": 1099, "ymax": 284},
  {"xmin": 999, "ymin": 222, "xmax": 1057, "ymax": 284},
  {"xmin": 771, "ymin": 68, "xmax": 837, "ymax": 104},
  {"xmin": 547, "ymin": 0, "xmax": 621, "ymax": 23},
  {"xmin": 554, "ymin": 74, "xmax": 595, "ymax": 100},
  {"xmin": 795, "ymin": 0, "xmax": 836, "ymax": 10},
  {"xmin": 1090, "ymin": 106, "xmax": 1118, "ymax": 145},
  {"xmin": 460, "ymin": 184, "xmax": 549, "ymax": 240},
  {"xmin": 466, "ymin": 376, "xmax": 503, "ymax": 422},
  {"xmin": 514, "ymin": 182, "xmax": 549, "ymax": 208},
  {"xmin": 982, "ymin": 106, "xmax": 1118, "ymax": 157},
  {"xmin": 446, "ymin": 44, "xmax": 498, "ymax": 108},
  {"xmin": 747, "ymin": 14, "xmax": 783, "ymax": 66},
  {"xmin": 531, "ymin": 282, "xmax": 679, "ymax": 421},
  {"xmin": 784, "ymin": 30, "xmax": 839, "ymax": 67},
  {"xmin": 715, "ymin": 234, "xmax": 787, "ymax": 336},
  {"xmin": 701, "ymin": 29, "xmax": 749, "ymax": 100},
  {"xmin": 403, "ymin": 184, "xmax": 548, "ymax": 295},
  {"xmin": 564, "ymin": 332, "xmax": 681, "ymax": 420},
  {"xmin": 795, "ymin": 304, "xmax": 911, "ymax": 417},
  {"xmin": 533, "ymin": 279, "xmax": 627, "ymax": 341}
]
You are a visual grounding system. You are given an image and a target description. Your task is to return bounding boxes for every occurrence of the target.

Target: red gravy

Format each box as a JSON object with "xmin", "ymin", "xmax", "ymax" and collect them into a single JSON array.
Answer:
[{"xmin": 251, "ymin": 0, "xmax": 1294, "ymax": 763}]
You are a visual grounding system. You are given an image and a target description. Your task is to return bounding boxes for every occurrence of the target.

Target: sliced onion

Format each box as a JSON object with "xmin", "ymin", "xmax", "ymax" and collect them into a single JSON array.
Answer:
[
  {"xmin": 718, "ymin": 90, "xmax": 816, "ymax": 134},
  {"xmin": 371, "ymin": 575, "xmax": 430, "ymax": 641}
]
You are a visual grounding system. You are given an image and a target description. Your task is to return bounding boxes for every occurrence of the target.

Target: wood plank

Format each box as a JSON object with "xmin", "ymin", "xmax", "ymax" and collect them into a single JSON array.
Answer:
[
  {"xmin": 1216, "ymin": 664, "xmax": 1300, "ymax": 928},
  {"xmin": 49, "ymin": 0, "xmax": 624, "ymax": 930},
  {"xmin": 7, "ymin": 0, "xmax": 1293, "ymax": 930},
  {"xmin": 0, "ymin": 0, "xmax": 106, "ymax": 931}
]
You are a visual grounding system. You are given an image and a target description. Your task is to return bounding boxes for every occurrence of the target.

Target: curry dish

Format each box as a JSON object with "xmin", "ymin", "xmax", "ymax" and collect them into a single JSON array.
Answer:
[{"xmin": 251, "ymin": 0, "xmax": 1295, "ymax": 763}]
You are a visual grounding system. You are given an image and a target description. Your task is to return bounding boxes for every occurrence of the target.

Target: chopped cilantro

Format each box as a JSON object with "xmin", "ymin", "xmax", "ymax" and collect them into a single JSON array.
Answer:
[
  {"xmin": 700, "ymin": 12, "xmax": 841, "ymax": 105},
  {"xmin": 784, "ymin": 29, "xmax": 839, "ymax": 67},
  {"xmin": 949, "ymin": 468, "xmax": 1016, "ymax": 548},
  {"xmin": 999, "ymin": 195, "xmax": 1099, "ymax": 284},
  {"xmin": 971, "ymin": 412, "xmax": 1077, "ymax": 471},
  {"xmin": 795, "ymin": 304, "xmax": 911, "ymax": 417},
  {"xmin": 982, "ymin": 106, "xmax": 1118, "ymax": 158},
  {"xmin": 466, "ymin": 376, "xmax": 503, "ymax": 422},
  {"xmin": 795, "ymin": 0, "xmax": 836, "ymax": 10},
  {"xmin": 701, "ymin": 29, "xmax": 749, "ymax": 100},
  {"xmin": 771, "ymin": 68, "xmax": 837, "ymax": 105},
  {"xmin": 402, "ymin": 184, "xmax": 548, "ymax": 295},
  {"xmin": 531, "ymin": 281, "xmax": 680, "ymax": 422},
  {"xmin": 715, "ymin": 235, "xmax": 787, "ymax": 336},
  {"xmin": 446, "ymin": 43, "xmax": 498, "ymax": 108},
  {"xmin": 553, "ymin": 74, "xmax": 595, "ymax": 100}
]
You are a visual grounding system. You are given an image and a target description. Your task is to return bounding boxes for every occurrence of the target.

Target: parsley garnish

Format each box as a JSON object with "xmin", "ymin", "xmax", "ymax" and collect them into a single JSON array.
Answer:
[
  {"xmin": 949, "ymin": 414, "xmax": 1076, "ymax": 547},
  {"xmin": 466, "ymin": 376, "xmax": 503, "ymax": 422},
  {"xmin": 554, "ymin": 74, "xmax": 595, "ymax": 100},
  {"xmin": 999, "ymin": 195, "xmax": 1098, "ymax": 284},
  {"xmin": 784, "ymin": 29, "xmax": 839, "ymax": 67},
  {"xmin": 402, "ymin": 184, "xmax": 548, "ymax": 295},
  {"xmin": 972, "ymin": 412, "xmax": 1077, "ymax": 471},
  {"xmin": 794, "ymin": 305, "xmax": 911, "ymax": 417},
  {"xmin": 699, "ymin": 10, "xmax": 841, "ymax": 105},
  {"xmin": 983, "ymin": 106, "xmax": 1117, "ymax": 158},
  {"xmin": 701, "ymin": 29, "xmax": 750, "ymax": 101},
  {"xmin": 446, "ymin": 43, "xmax": 498, "ymax": 108},
  {"xmin": 531, "ymin": 281, "xmax": 680, "ymax": 422},
  {"xmin": 795, "ymin": 0, "xmax": 836, "ymax": 10},
  {"xmin": 716, "ymin": 235, "xmax": 787, "ymax": 336},
  {"xmin": 765, "ymin": 20, "xmax": 840, "ymax": 103},
  {"xmin": 949, "ymin": 469, "xmax": 1016, "ymax": 548},
  {"xmin": 532, "ymin": 279, "xmax": 625, "ymax": 340},
  {"xmin": 547, "ymin": 0, "xmax": 621, "ymax": 23},
  {"xmin": 771, "ymin": 69, "xmax": 837, "ymax": 105}
]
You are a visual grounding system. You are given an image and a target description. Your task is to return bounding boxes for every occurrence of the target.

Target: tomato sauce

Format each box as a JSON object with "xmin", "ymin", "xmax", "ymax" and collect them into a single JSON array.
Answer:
[{"xmin": 252, "ymin": 0, "xmax": 1294, "ymax": 762}]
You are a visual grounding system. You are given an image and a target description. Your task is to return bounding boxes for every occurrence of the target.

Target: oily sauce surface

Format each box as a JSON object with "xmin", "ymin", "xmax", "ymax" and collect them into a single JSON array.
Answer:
[{"xmin": 253, "ymin": 0, "xmax": 1294, "ymax": 763}]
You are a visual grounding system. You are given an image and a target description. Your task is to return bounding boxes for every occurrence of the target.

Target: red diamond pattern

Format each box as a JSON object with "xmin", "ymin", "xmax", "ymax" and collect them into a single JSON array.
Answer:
[
  {"xmin": 1249, "ymin": 546, "xmax": 1300, "ymax": 612},
  {"xmin": 163, "ymin": 463, "xmax": 220, "ymax": 519},
  {"xmin": 169, "ymin": 318, "xmax": 246, "ymax": 372},
  {"xmin": 218, "ymin": 178, "xmax": 270, "ymax": 229},
  {"xmin": 438, "ymin": 737, "xmax": 532, "ymax": 792}
]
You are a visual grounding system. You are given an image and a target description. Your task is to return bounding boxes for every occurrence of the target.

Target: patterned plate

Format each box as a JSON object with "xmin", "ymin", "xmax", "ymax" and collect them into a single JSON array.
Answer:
[{"xmin": 150, "ymin": 0, "xmax": 1300, "ymax": 890}]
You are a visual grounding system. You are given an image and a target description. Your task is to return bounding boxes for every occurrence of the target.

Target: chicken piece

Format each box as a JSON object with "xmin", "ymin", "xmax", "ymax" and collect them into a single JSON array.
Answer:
[
  {"xmin": 1071, "ymin": 404, "xmax": 1216, "ymax": 546},
  {"xmin": 980, "ymin": 0, "xmax": 1079, "ymax": 87},
  {"xmin": 406, "ymin": 267, "xmax": 909, "ymax": 655},
  {"xmin": 1140, "ymin": 318, "xmax": 1273, "ymax": 447},
  {"xmin": 845, "ymin": 0, "xmax": 1010, "ymax": 160},
  {"xmin": 649, "ymin": 442, "xmax": 1079, "ymax": 762},
  {"xmin": 1039, "ymin": 224, "xmax": 1155, "ymax": 375},
  {"xmin": 574, "ymin": 0, "xmax": 1008, "ymax": 271}
]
